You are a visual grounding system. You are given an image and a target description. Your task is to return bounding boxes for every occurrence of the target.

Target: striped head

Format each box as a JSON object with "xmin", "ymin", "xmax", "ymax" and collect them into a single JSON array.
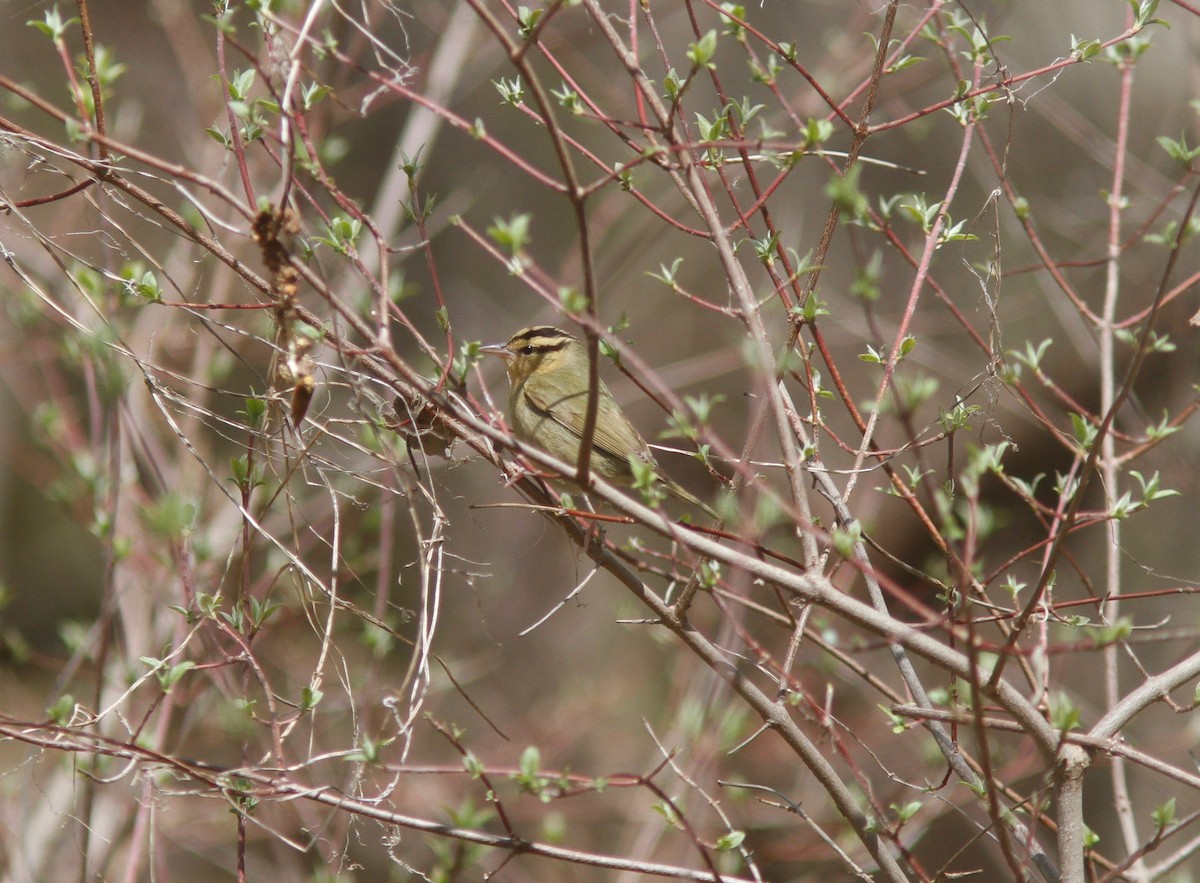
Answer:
[{"xmin": 482, "ymin": 326, "xmax": 581, "ymax": 387}]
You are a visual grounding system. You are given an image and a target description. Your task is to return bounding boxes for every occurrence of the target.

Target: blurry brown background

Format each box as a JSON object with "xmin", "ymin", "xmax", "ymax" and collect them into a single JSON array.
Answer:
[{"xmin": 1, "ymin": 0, "xmax": 1198, "ymax": 880}]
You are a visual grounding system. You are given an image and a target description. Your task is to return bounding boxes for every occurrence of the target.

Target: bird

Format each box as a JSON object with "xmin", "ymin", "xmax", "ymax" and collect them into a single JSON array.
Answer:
[{"xmin": 482, "ymin": 326, "xmax": 717, "ymax": 519}]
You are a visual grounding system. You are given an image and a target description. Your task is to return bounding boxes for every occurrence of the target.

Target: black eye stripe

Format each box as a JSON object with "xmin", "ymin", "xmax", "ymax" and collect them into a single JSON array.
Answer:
[{"xmin": 519, "ymin": 340, "xmax": 568, "ymax": 355}]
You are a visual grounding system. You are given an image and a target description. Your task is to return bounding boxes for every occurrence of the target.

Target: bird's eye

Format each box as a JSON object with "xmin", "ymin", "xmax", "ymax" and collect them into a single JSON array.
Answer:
[{"xmin": 520, "ymin": 345, "xmax": 536, "ymax": 355}]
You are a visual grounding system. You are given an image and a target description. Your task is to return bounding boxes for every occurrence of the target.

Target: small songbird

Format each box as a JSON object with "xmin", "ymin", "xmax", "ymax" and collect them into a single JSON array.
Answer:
[{"xmin": 482, "ymin": 326, "xmax": 717, "ymax": 519}]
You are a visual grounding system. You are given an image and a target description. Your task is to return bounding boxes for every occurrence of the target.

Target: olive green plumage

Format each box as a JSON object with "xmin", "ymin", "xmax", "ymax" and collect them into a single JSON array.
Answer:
[{"xmin": 483, "ymin": 326, "xmax": 716, "ymax": 519}]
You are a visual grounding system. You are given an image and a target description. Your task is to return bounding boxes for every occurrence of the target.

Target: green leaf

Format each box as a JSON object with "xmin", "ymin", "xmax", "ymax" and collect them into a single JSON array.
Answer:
[
  {"xmin": 858, "ymin": 344, "xmax": 883, "ymax": 365},
  {"xmin": 520, "ymin": 745, "xmax": 540, "ymax": 779},
  {"xmin": 647, "ymin": 257, "xmax": 683, "ymax": 286},
  {"xmin": 228, "ymin": 68, "xmax": 256, "ymax": 101},
  {"xmin": 826, "ymin": 164, "xmax": 868, "ymax": 218},
  {"xmin": 141, "ymin": 494, "xmax": 198, "ymax": 539},
  {"xmin": 851, "ymin": 251, "xmax": 883, "ymax": 301},
  {"xmin": 47, "ymin": 694, "xmax": 75, "ymax": 725},
  {"xmin": 1131, "ymin": 0, "xmax": 1164, "ymax": 29},
  {"xmin": 558, "ymin": 286, "xmax": 587, "ymax": 314},
  {"xmin": 551, "ymin": 82, "xmax": 582, "ymax": 114},
  {"xmin": 487, "ymin": 212, "xmax": 532, "ymax": 256},
  {"xmin": 719, "ymin": 4, "xmax": 746, "ymax": 39},
  {"xmin": 140, "ymin": 656, "xmax": 195, "ymax": 692},
  {"xmin": 628, "ymin": 456, "xmax": 666, "ymax": 507},
  {"xmin": 1048, "ymin": 693, "xmax": 1081, "ymax": 732},
  {"xmin": 892, "ymin": 800, "xmax": 922, "ymax": 823},
  {"xmin": 1069, "ymin": 412, "xmax": 1098, "ymax": 450},
  {"xmin": 464, "ymin": 752, "xmax": 484, "ymax": 778},
  {"xmin": 1151, "ymin": 796, "xmax": 1176, "ymax": 830},
  {"xmin": 348, "ymin": 735, "xmax": 379, "ymax": 764},
  {"xmin": 1157, "ymin": 132, "xmax": 1200, "ymax": 167},
  {"xmin": 687, "ymin": 30, "xmax": 718, "ymax": 68},
  {"xmin": 716, "ymin": 830, "xmax": 746, "ymax": 851},
  {"xmin": 28, "ymin": 7, "xmax": 79, "ymax": 41},
  {"xmin": 663, "ymin": 68, "xmax": 682, "ymax": 101},
  {"xmin": 301, "ymin": 82, "xmax": 331, "ymax": 110},
  {"xmin": 1070, "ymin": 35, "xmax": 1103, "ymax": 61},
  {"xmin": 652, "ymin": 801, "xmax": 683, "ymax": 829},
  {"xmin": 493, "ymin": 75, "xmax": 524, "ymax": 106},
  {"xmin": 517, "ymin": 5, "xmax": 543, "ymax": 38},
  {"xmin": 802, "ymin": 117, "xmax": 834, "ymax": 148},
  {"xmin": 831, "ymin": 522, "xmax": 861, "ymax": 558}
]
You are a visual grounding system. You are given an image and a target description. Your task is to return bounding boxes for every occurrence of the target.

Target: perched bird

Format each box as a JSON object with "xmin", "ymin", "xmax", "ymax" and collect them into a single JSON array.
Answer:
[{"xmin": 482, "ymin": 326, "xmax": 717, "ymax": 519}]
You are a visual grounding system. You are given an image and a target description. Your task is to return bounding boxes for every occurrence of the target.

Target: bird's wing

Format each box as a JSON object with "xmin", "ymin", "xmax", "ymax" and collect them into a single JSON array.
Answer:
[{"xmin": 522, "ymin": 375, "xmax": 652, "ymax": 466}]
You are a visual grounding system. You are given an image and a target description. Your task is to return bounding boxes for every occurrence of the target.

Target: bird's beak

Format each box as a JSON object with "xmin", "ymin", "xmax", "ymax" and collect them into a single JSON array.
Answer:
[{"xmin": 479, "ymin": 343, "xmax": 511, "ymax": 359}]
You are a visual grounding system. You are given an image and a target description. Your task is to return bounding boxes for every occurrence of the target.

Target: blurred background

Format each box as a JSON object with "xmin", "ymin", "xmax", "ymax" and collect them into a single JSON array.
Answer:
[{"xmin": 0, "ymin": 0, "xmax": 1198, "ymax": 880}]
